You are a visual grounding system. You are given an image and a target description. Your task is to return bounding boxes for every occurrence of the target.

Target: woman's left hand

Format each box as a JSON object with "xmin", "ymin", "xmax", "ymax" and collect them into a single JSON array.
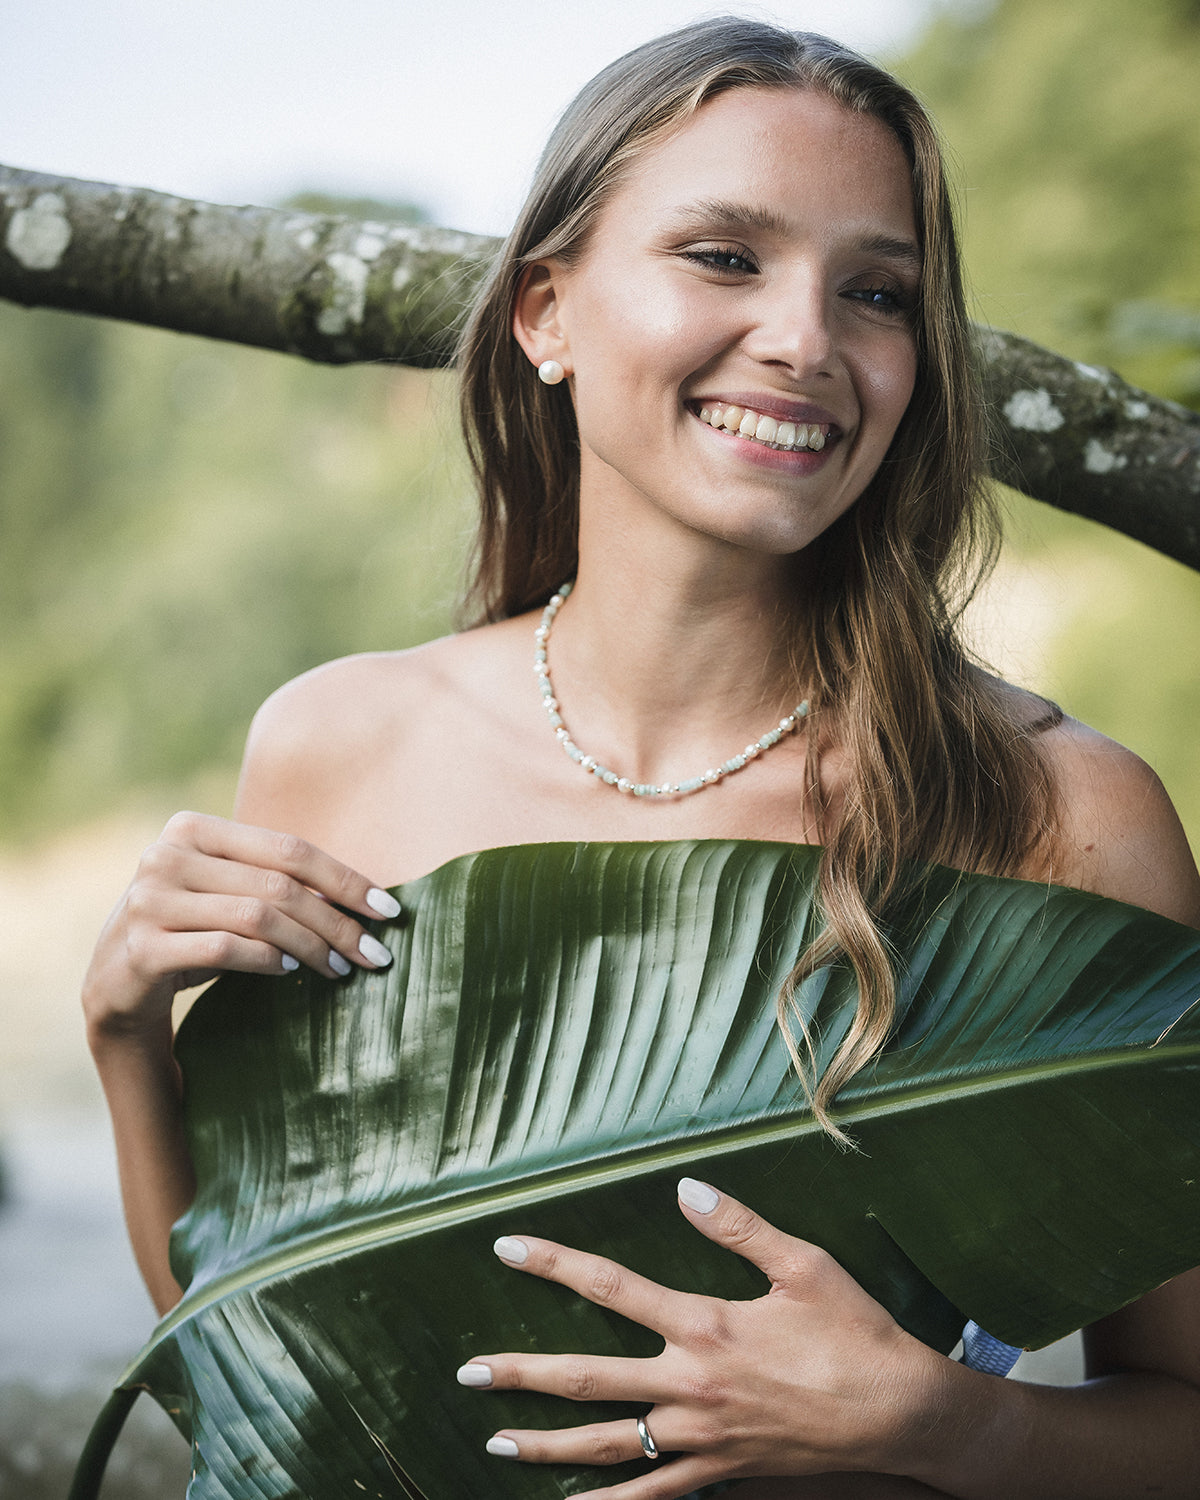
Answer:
[{"xmin": 456, "ymin": 1179, "xmax": 949, "ymax": 1499}]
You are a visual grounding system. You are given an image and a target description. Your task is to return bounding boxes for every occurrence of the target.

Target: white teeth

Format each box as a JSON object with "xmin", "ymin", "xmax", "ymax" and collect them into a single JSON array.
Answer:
[{"xmin": 698, "ymin": 402, "xmax": 828, "ymax": 452}]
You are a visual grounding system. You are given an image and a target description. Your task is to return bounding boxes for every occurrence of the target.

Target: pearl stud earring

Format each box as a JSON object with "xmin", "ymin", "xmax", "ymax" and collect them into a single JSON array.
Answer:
[{"xmin": 537, "ymin": 359, "xmax": 565, "ymax": 386}]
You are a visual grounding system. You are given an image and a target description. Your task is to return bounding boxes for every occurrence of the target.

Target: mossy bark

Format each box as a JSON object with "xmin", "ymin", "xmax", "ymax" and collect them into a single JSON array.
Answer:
[{"xmin": 4, "ymin": 164, "xmax": 1199, "ymax": 569}]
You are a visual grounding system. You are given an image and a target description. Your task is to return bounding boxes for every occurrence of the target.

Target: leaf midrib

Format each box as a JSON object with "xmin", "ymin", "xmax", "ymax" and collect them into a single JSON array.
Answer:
[{"xmin": 133, "ymin": 1039, "xmax": 1192, "ymax": 1372}]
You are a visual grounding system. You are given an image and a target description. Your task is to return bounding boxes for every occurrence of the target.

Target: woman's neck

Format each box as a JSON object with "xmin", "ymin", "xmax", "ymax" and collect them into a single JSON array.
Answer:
[{"xmin": 546, "ymin": 530, "xmax": 809, "ymax": 787}]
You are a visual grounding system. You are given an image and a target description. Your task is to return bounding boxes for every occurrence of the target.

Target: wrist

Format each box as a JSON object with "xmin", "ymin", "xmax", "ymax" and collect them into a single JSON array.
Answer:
[
  {"xmin": 892, "ymin": 1348, "xmax": 1019, "ymax": 1492},
  {"xmin": 86, "ymin": 1003, "xmax": 176, "ymax": 1059},
  {"xmin": 871, "ymin": 1334, "xmax": 962, "ymax": 1477},
  {"xmin": 82, "ymin": 946, "xmax": 177, "ymax": 1047}
]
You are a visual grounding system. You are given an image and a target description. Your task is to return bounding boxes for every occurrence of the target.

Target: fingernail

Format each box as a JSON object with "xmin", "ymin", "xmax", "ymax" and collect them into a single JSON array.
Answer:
[
  {"xmin": 358, "ymin": 933, "xmax": 393, "ymax": 967},
  {"xmin": 366, "ymin": 887, "xmax": 401, "ymax": 919},
  {"xmin": 486, "ymin": 1436, "xmax": 520, "ymax": 1458},
  {"xmin": 678, "ymin": 1177, "xmax": 720, "ymax": 1214},
  {"xmin": 493, "ymin": 1236, "xmax": 529, "ymax": 1265},
  {"xmin": 456, "ymin": 1362, "xmax": 493, "ymax": 1388},
  {"xmin": 281, "ymin": 954, "xmax": 300, "ymax": 972},
  {"xmin": 328, "ymin": 949, "xmax": 352, "ymax": 977}
]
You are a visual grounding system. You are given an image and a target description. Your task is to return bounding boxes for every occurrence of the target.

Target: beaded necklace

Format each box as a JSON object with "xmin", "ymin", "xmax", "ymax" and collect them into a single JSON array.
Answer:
[{"xmin": 535, "ymin": 581, "xmax": 809, "ymax": 799}]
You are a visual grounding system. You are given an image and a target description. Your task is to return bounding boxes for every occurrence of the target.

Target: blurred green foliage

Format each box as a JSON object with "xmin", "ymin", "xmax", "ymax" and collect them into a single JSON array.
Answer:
[
  {"xmin": 0, "ymin": 303, "xmax": 472, "ymax": 838},
  {"xmin": 896, "ymin": 0, "xmax": 1200, "ymax": 846},
  {"xmin": 1, "ymin": 0, "xmax": 1198, "ymax": 850},
  {"xmin": 899, "ymin": 0, "xmax": 1200, "ymax": 398}
]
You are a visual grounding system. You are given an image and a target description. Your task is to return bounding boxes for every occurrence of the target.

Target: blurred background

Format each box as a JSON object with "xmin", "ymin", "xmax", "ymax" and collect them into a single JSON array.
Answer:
[{"xmin": 2, "ymin": 0, "xmax": 1198, "ymax": 1492}]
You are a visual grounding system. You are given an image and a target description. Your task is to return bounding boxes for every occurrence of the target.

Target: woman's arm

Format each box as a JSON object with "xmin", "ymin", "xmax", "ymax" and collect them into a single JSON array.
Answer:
[
  {"xmin": 83, "ymin": 807, "xmax": 400, "ymax": 1314},
  {"xmin": 85, "ymin": 653, "xmax": 437, "ymax": 1312},
  {"xmin": 908, "ymin": 1271, "xmax": 1200, "ymax": 1500}
]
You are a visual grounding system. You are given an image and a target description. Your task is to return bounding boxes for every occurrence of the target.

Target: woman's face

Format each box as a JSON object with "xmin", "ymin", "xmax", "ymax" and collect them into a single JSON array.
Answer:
[{"xmin": 526, "ymin": 85, "xmax": 921, "ymax": 557}]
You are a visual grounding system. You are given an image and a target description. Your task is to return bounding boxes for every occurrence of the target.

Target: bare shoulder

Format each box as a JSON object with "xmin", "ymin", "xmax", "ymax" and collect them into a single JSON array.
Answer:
[
  {"xmin": 236, "ymin": 648, "xmax": 422, "ymax": 828},
  {"xmin": 1035, "ymin": 713, "xmax": 1200, "ymax": 929},
  {"xmin": 242, "ymin": 642, "xmax": 435, "ymax": 759},
  {"xmin": 234, "ymin": 630, "xmax": 491, "ymax": 827},
  {"xmin": 231, "ymin": 617, "xmax": 535, "ymax": 873}
]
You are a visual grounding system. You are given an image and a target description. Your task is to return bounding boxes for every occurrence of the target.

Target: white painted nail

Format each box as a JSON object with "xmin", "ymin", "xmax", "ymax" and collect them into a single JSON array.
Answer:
[
  {"xmin": 456, "ymin": 1362, "xmax": 493, "ymax": 1388},
  {"xmin": 493, "ymin": 1236, "xmax": 529, "ymax": 1265},
  {"xmin": 678, "ymin": 1177, "xmax": 720, "ymax": 1214},
  {"xmin": 358, "ymin": 933, "xmax": 392, "ymax": 967},
  {"xmin": 366, "ymin": 887, "xmax": 401, "ymax": 919},
  {"xmin": 486, "ymin": 1436, "xmax": 520, "ymax": 1458},
  {"xmin": 328, "ymin": 950, "xmax": 352, "ymax": 977},
  {"xmin": 280, "ymin": 954, "xmax": 299, "ymax": 972}
]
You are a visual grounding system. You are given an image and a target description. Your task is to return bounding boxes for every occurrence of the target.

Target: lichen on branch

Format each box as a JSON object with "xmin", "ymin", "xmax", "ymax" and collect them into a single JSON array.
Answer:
[{"xmin": 978, "ymin": 327, "xmax": 1200, "ymax": 569}]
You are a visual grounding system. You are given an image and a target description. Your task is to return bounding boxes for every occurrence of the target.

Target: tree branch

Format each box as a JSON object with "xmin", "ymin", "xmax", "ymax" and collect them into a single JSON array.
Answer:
[
  {"xmin": 3, "ymin": 164, "xmax": 1199, "ymax": 568},
  {"xmin": 976, "ymin": 327, "xmax": 1200, "ymax": 569},
  {"xmin": 0, "ymin": 163, "xmax": 493, "ymax": 367}
]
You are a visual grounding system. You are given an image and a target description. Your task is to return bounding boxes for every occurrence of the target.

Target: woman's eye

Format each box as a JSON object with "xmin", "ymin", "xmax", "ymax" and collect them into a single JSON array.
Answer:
[
  {"xmin": 845, "ymin": 284, "xmax": 914, "ymax": 317},
  {"xmin": 683, "ymin": 246, "xmax": 758, "ymax": 275}
]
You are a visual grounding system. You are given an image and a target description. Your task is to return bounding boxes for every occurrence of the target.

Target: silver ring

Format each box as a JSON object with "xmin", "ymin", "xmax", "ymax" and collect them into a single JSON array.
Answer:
[{"xmin": 636, "ymin": 1416, "xmax": 659, "ymax": 1461}]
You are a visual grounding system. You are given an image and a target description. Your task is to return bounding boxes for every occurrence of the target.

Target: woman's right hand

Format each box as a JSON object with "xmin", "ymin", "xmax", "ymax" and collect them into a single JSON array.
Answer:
[
  {"xmin": 81, "ymin": 809, "xmax": 400, "ymax": 1311},
  {"xmin": 82, "ymin": 809, "xmax": 399, "ymax": 1039}
]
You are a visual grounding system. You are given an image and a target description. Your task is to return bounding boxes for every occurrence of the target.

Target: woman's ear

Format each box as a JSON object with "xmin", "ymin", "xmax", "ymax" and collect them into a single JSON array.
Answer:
[{"xmin": 512, "ymin": 261, "xmax": 571, "ymax": 377}]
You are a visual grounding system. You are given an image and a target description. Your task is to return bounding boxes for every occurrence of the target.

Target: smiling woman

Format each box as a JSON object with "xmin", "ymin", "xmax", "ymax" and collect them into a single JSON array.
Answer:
[
  {"xmin": 78, "ymin": 15, "xmax": 1200, "ymax": 1500},
  {"xmin": 509, "ymin": 89, "xmax": 919, "ymax": 557}
]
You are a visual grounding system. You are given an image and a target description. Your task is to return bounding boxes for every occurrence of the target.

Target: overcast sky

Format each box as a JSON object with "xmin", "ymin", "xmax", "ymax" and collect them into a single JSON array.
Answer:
[{"xmin": 1, "ymin": 0, "xmax": 966, "ymax": 235}]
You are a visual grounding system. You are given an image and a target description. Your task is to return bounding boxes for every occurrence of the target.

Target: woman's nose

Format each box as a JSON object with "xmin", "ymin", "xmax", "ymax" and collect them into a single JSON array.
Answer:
[{"xmin": 742, "ymin": 283, "xmax": 836, "ymax": 380}]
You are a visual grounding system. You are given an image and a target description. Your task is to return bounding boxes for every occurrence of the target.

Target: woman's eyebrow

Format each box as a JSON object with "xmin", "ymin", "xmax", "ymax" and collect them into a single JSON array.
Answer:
[
  {"xmin": 662, "ymin": 199, "xmax": 921, "ymax": 270},
  {"xmin": 662, "ymin": 198, "xmax": 793, "ymax": 238},
  {"xmin": 856, "ymin": 233, "xmax": 923, "ymax": 272}
]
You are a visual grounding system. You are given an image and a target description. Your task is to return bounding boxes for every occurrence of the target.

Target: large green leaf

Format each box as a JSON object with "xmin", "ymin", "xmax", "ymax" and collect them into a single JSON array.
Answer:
[{"xmin": 77, "ymin": 840, "xmax": 1200, "ymax": 1499}]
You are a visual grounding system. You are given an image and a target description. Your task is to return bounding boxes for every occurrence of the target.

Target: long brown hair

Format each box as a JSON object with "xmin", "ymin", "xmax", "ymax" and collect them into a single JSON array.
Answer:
[{"xmin": 457, "ymin": 17, "xmax": 1056, "ymax": 1138}]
